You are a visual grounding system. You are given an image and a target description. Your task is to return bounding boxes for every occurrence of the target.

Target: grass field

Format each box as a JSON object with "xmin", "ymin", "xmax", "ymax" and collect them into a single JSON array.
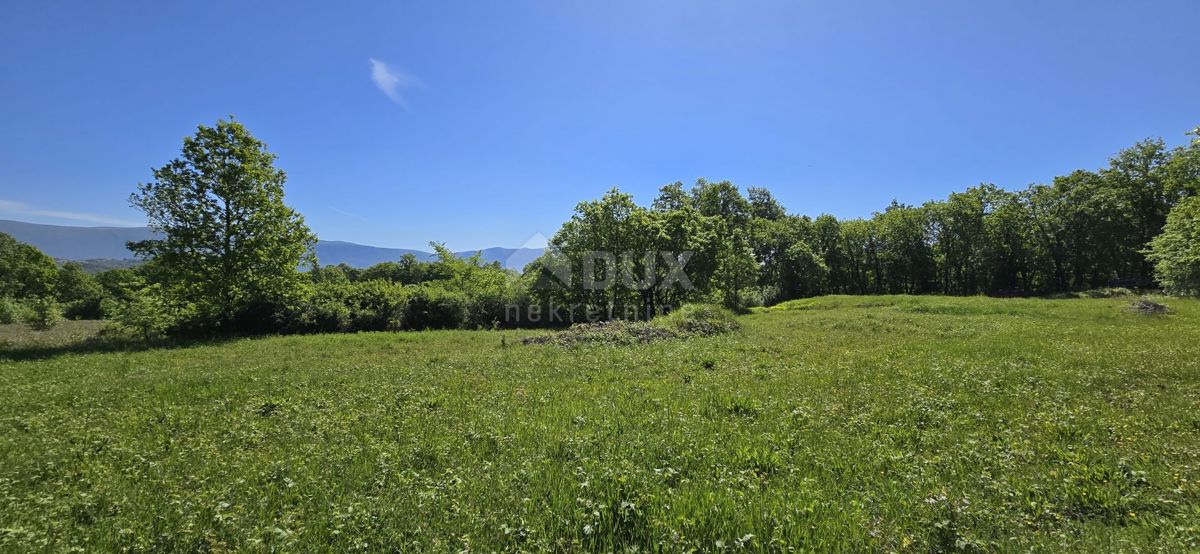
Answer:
[
  {"xmin": 0, "ymin": 320, "xmax": 105, "ymax": 351},
  {"xmin": 1, "ymin": 295, "xmax": 1199, "ymax": 551}
]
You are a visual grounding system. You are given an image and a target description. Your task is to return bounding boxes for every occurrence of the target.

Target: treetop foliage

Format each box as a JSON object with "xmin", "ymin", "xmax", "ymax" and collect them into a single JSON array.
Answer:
[{"xmin": 128, "ymin": 118, "xmax": 316, "ymax": 331}]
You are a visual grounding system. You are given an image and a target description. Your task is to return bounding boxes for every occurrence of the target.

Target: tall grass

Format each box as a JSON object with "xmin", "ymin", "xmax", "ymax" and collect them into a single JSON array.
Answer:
[{"xmin": 1, "ymin": 295, "xmax": 1198, "ymax": 551}]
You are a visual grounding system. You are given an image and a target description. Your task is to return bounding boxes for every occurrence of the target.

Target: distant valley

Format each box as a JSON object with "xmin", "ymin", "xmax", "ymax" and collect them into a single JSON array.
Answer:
[{"xmin": 0, "ymin": 219, "xmax": 544, "ymax": 271}]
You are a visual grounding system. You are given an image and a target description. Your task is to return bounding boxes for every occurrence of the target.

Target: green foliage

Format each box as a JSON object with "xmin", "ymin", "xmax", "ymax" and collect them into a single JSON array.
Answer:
[
  {"xmin": 308, "ymin": 263, "xmax": 351, "ymax": 284},
  {"xmin": 298, "ymin": 296, "xmax": 353, "ymax": 332},
  {"xmin": 302, "ymin": 280, "xmax": 408, "ymax": 332},
  {"xmin": 0, "ymin": 232, "xmax": 58, "ymax": 299},
  {"xmin": 22, "ymin": 120, "xmax": 1191, "ymax": 341},
  {"xmin": 1146, "ymin": 196, "xmax": 1200, "ymax": 296},
  {"xmin": 403, "ymin": 286, "xmax": 467, "ymax": 330},
  {"xmin": 355, "ymin": 253, "xmax": 427, "ymax": 284},
  {"xmin": 67, "ymin": 258, "xmax": 144, "ymax": 273},
  {"xmin": 0, "ymin": 297, "xmax": 21, "ymax": 324},
  {"xmin": 102, "ymin": 285, "xmax": 192, "ymax": 341},
  {"xmin": 534, "ymin": 182, "xmax": 759, "ymax": 316},
  {"xmin": 55, "ymin": 262, "xmax": 105, "ymax": 319},
  {"xmin": 289, "ymin": 242, "xmax": 526, "ymax": 334},
  {"xmin": 712, "ymin": 227, "xmax": 758, "ymax": 310},
  {"xmin": 655, "ymin": 303, "xmax": 739, "ymax": 335},
  {"xmin": 780, "ymin": 240, "xmax": 828, "ymax": 298},
  {"xmin": 746, "ymin": 186, "xmax": 787, "ymax": 221},
  {"xmin": 21, "ymin": 297, "xmax": 62, "ymax": 331},
  {"xmin": 128, "ymin": 118, "xmax": 316, "ymax": 332},
  {"xmin": 874, "ymin": 201, "xmax": 937, "ymax": 294},
  {"xmin": 527, "ymin": 128, "xmax": 1195, "ymax": 317},
  {"xmin": 93, "ymin": 268, "xmax": 145, "ymax": 306},
  {"xmin": 525, "ymin": 303, "xmax": 739, "ymax": 346},
  {"xmin": 533, "ymin": 126, "xmax": 1196, "ymax": 306},
  {"xmin": 421, "ymin": 243, "xmax": 516, "ymax": 328}
]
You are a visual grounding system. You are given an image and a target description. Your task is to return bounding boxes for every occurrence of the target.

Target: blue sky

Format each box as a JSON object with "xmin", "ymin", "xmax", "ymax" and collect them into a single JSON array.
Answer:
[{"xmin": 2, "ymin": 1, "xmax": 1198, "ymax": 251}]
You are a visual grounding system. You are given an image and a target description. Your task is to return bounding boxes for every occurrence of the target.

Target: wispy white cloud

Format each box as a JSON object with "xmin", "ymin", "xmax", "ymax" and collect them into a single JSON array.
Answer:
[
  {"xmin": 0, "ymin": 198, "xmax": 142, "ymax": 227},
  {"xmin": 369, "ymin": 58, "xmax": 422, "ymax": 109},
  {"xmin": 329, "ymin": 206, "xmax": 369, "ymax": 222}
]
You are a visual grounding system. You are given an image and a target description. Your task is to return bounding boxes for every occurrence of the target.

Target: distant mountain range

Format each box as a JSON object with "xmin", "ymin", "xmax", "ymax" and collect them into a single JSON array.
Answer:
[{"xmin": 0, "ymin": 219, "xmax": 544, "ymax": 271}]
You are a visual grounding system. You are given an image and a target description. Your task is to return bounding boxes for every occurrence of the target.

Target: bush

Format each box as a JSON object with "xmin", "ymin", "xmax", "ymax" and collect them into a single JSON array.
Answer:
[
  {"xmin": 655, "ymin": 303, "xmax": 740, "ymax": 336},
  {"xmin": 102, "ymin": 285, "xmax": 191, "ymax": 341},
  {"xmin": 293, "ymin": 280, "xmax": 516, "ymax": 334},
  {"xmin": 63, "ymin": 296, "xmax": 105, "ymax": 320},
  {"xmin": 1147, "ymin": 196, "xmax": 1200, "ymax": 296},
  {"xmin": 739, "ymin": 286, "xmax": 775, "ymax": 308},
  {"xmin": 523, "ymin": 304, "xmax": 741, "ymax": 346},
  {"xmin": 459, "ymin": 288, "xmax": 519, "ymax": 329},
  {"xmin": 404, "ymin": 286, "xmax": 467, "ymax": 330},
  {"xmin": 298, "ymin": 280, "xmax": 409, "ymax": 333},
  {"xmin": 22, "ymin": 297, "xmax": 63, "ymax": 331},
  {"xmin": 300, "ymin": 297, "xmax": 353, "ymax": 333},
  {"xmin": 55, "ymin": 262, "xmax": 105, "ymax": 319},
  {"xmin": 0, "ymin": 297, "xmax": 20, "ymax": 324}
]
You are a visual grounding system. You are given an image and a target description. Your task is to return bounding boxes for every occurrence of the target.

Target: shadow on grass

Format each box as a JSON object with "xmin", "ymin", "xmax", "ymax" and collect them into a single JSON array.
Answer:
[{"xmin": 0, "ymin": 334, "xmax": 242, "ymax": 362}]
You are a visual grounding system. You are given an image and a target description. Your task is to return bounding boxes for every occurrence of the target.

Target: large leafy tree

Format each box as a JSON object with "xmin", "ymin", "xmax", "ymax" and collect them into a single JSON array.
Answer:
[
  {"xmin": 809, "ymin": 215, "xmax": 843, "ymax": 293},
  {"xmin": 692, "ymin": 179, "xmax": 751, "ymax": 227},
  {"xmin": 747, "ymin": 186, "xmax": 787, "ymax": 221},
  {"xmin": 129, "ymin": 118, "xmax": 316, "ymax": 330},
  {"xmin": 648, "ymin": 205, "xmax": 719, "ymax": 311},
  {"xmin": 1146, "ymin": 196, "xmax": 1200, "ymax": 296},
  {"xmin": 520, "ymin": 125, "xmax": 1198, "ymax": 311},
  {"xmin": 874, "ymin": 201, "xmax": 935, "ymax": 294},
  {"xmin": 1163, "ymin": 127, "xmax": 1200, "ymax": 200},
  {"xmin": 548, "ymin": 188, "xmax": 647, "ymax": 317},
  {"xmin": 1102, "ymin": 139, "xmax": 1174, "ymax": 279},
  {"xmin": 837, "ymin": 219, "xmax": 881, "ymax": 294},
  {"xmin": 711, "ymin": 225, "xmax": 758, "ymax": 309},
  {"xmin": 0, "ymin": 232, "xmax": 58, "ymax": 299},
  {"xmin": 980, "ymin": 190, "xmax": 1034, "ymax": 292}
]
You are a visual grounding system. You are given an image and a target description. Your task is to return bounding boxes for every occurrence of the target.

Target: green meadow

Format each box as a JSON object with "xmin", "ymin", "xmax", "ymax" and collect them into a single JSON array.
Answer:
[{"xmin": 2, "ymin": 295, "xmax": 1199, "ymax": 551}]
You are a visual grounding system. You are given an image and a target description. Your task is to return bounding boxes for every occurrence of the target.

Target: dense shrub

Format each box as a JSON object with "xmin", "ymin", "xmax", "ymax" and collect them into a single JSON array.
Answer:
[
  {"xmin": 225, "ymin": 299, "xmax": 300, "ymax": 335},
  {"xmin": 524, "ymin": 304, "xmax": 741, "ymax": 346},
  {"xmin": 62, "ymin": 297, "xmax": 105, "ymax": 320},
  {"xmin": 299, "ymin": 297, "xmax": 353, "ymax": 333},
  {"xmin": 302, "ymin": 280, "xmax": 410, "ymax": 332},
  {"xmin": 94, "ymin": 268, "xmax": 145, "ymax": 306},
  {"xmin": 102, "ymin": 285, "xmax": 194, "ymax": 341},
  {"xmin": 655, "ymin": 303, "xmax": 740, "ymax": 335},
  {"xmin": 404, "ymin": 286, "xmax": 468, "ymax": 330},
  {"xmin": 0, "ymin": 232, "xmax": 58, "ymax": 299},
  {"xmin": 1147, "ymin": 196, "xmax": 1200, "ymax": 296},
  {"xmin": 55, "ymin": 262, "xmax": 105, "ymax": 319},
  {"xmin": 246, "ymin": 276, "xmax": 524, "ymax": 335},
  {"xmin": 0, "ymin": 297, "xmax": 21, "ymax": 324},
  {"xmin": 22, "ymin": 297, "xmax": 63, "ymax": 331}
]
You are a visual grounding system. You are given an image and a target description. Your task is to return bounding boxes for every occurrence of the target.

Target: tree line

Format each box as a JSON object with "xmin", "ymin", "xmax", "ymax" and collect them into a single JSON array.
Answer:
[
  {"xmin": 531, "ymin": 128, "xmax": 1200, "ymax": 313},
  {"xmin": 1, "ymin": 119, "xmax": 1197, "ymax": 338}
]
